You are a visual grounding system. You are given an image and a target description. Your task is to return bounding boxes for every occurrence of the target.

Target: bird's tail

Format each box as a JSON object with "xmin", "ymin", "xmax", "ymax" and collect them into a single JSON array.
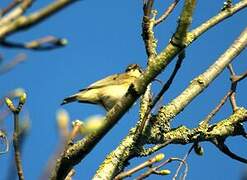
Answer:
[{"xmin": 61, "ymin": 95, "xmax": 77, "ymax": 105}]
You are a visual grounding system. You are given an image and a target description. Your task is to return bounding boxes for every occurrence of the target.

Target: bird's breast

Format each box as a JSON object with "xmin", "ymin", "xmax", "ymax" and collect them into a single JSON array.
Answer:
[{"xmin": 100, "ymin": 84, "xmax": 129, "ymax": 110}]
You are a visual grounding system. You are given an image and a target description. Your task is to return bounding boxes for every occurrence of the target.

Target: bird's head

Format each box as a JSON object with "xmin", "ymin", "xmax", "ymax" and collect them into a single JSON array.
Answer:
[{"xmin": 125, "ymin": 64, "xmax": 143, "ymax": 76}]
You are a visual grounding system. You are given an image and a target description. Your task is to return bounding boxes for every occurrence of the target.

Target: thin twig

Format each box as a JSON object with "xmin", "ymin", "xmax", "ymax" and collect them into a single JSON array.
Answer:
[
  {"xmin": 227, "ymin": 64, "xmax": 237, "ymax": 112},
  {"xmin": 139, "ymin": 139, "xmax": 173, "ymax": 157},
  {"xmin": 0, "ymin": 35, "xmax": 67, "ymax": 50},
  {"xmin": 5, "ymin": 92, "xmax": 27, "ymax": 180},
  {"xmin": 136, "ymin": 157, "xmax": 187, "ymax": 180},
  {"xmin": 199, "ymin": 90, "xmax": 232, "ymax": 127},
  {"xmin": 173, "ymin": 144, "xmax": 194, "ymax": 180},
  {"xmin": 227, "ymin": 63, "xmax": 236, "ymax": 76},
  {"xmin": 229, "ymin": 83, "xmax": 238, "ymax": 112},
  {"xmin": 64, "ymin": 120, "xmax": 82, "ymax": 150},
  {"xmin": 227, "ymin": 64, "xmax": 247, "ymax": 112},
  {"xmin": 199, "ymin": 63, "xmax": 246, "ymax": 126},
  {"xmin": 114, "ymin": 153, "xmax": 164, "ymax": 180},
  {"xmin": 234, "ymin": 70, "xmax": 247, "ymax": 82},
  {"xmin": 0, "ymin": 53, "xmax": 27, "ymax": 75},
  {"xmin": 154, "ymin": 0, "xmax": 180, "ymax": 26},
  {"xmin": 6, "ymin": 119, "xmax": 30, "ymax": 180},
  {"xmin": 212, "ymin": 138, "xmax": 247, "ymax": 164}
]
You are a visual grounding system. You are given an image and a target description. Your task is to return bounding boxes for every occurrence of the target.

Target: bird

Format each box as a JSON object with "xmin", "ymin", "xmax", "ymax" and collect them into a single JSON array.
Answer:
[{"xmin": 61, "ymin": 64, "xmax": 142, "ymax": 111}]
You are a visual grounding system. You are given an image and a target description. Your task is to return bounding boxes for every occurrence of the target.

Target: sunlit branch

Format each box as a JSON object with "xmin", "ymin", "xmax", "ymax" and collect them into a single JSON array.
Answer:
[{"xmin": 0, "ymin": 0, "xmax": 33, "ymax": 27}]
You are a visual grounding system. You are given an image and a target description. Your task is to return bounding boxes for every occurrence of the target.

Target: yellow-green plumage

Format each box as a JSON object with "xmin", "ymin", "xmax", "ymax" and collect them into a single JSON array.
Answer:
[{"xmin": 61, "ymin": 64, "xmax": 142, "ymax": 111}]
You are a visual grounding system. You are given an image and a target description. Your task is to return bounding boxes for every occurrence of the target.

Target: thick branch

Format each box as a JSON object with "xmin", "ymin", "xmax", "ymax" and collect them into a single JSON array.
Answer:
[
  {"xmin": 171, "ymin": 0, "xmax": 196, "ymax": 48},
  {"xmin": 189, "ymin": 0, "xmax": 247, "ymax": 41},
  {"xmin": 157, "ymin": 108, "xmax": 247, "ymax": 145}
]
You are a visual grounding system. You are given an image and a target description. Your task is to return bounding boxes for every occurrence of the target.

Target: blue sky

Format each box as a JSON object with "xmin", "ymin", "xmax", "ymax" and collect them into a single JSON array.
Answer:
[{"xmin": 0, "ymin": 1, "xmax": 247, "ymax": 179}]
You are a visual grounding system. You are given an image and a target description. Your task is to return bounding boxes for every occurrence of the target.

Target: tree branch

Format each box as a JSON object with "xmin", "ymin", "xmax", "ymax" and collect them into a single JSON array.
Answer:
[
  {"xmin": 1, "ymin": 35, "xmax": 68, "ymax": 50},
  {"xmin": 142, "ymin": 0, "xmax": 157, "ymax": 58},
  {"xmin": 212, "ymin": 138, "xmax": 247, "ymax": 163},
  {"xmin": 5, "ymin": 92, "xmax": 27, "ymax": 180},
  {"xmin": 154, "ymin": 0, "xmax": 180, "ymax": 26},
  {"xmin": 0, "ymin": 53, "xmax": 27, "ymax": 75},
  {"xmin": 0, "ymin": 0, "xmax": 22, "ymax": 16},
  {"xmin": 52, "ymin": 4, "xmax": 247, "ymax": 179},
  {"xmin": 0, "ymin": 0, "xmax": 77, "ymax": 39},
  {"xmin": 0, "ymin": 0, "xmax": 33, "ymax": 27},
  {"xmin": 154, "ymin": 27, "xmax": 247, "ymax": 130},
  {"xmin": 114, "ymin": 153, "xmax": 165, "ymax": 180}
]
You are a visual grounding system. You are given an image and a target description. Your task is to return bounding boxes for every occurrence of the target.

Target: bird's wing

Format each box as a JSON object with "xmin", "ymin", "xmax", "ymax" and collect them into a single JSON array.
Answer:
[{"xmin": 79, "ymin": 73, "xmax": 136, "ymax": 91}]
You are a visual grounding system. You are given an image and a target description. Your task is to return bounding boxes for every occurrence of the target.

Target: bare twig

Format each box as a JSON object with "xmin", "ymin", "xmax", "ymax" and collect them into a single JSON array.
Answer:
[
  {"xmin": 65, "ymin": 120, "xmax": 83, "ymax": 149},
  {"xmin": 199, "ymin": 62, "xmax": 246, "ymax": 127},
  {"xmin": 5, "ymin": 92, "xmax": 27, "ymax": 180},
  {"xmin": 139, "ymin": 140, "xmax": 173, "ymax": 157},
  {"xmin": 154, "ymin": 0, "xmax": 180, "ymax": 26},
  {"xmin": 136, "ymin": 157, "xmax": 187, "ymax": 180},
  {"xmin": 199, "ymin": 90, "xmax": 232, "ymax": 127},
  {"xmin": 227, "ymin": 64, "xmax": 238, "ymax": 111},
  {"xmin": 212, "ymin": 138, "xmax": 247, "ymax": 164},
  {"xmin": 0, "ymin": 53, "xmax": 27, "ymax": 75},
  {"xmin": 173, "ymin": 145, "xmax": 194, "ymax": 180},
  {"xmin": 6, "ymin": 119, "xmax": 30, "ymax": 180},
  {"xmin": 234, "ymin": 70, "xmax": 247, "ymax": 82},
  {"xmin": 114, "ymin": 153, "xmax": 165, "ymax": 180},
  {"xmin": 1, "ymin": 35, "xmax": 68, "ymax": 50},
  {"xmin": 227, "ymin": 64, "xmax": 247, "ymax": 112}
]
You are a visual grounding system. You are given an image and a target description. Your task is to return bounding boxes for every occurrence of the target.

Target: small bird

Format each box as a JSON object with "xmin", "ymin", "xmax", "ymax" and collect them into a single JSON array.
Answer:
[{"xmin": 61, "ymin": 64, "xmax": 142, "ymax": 111}]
